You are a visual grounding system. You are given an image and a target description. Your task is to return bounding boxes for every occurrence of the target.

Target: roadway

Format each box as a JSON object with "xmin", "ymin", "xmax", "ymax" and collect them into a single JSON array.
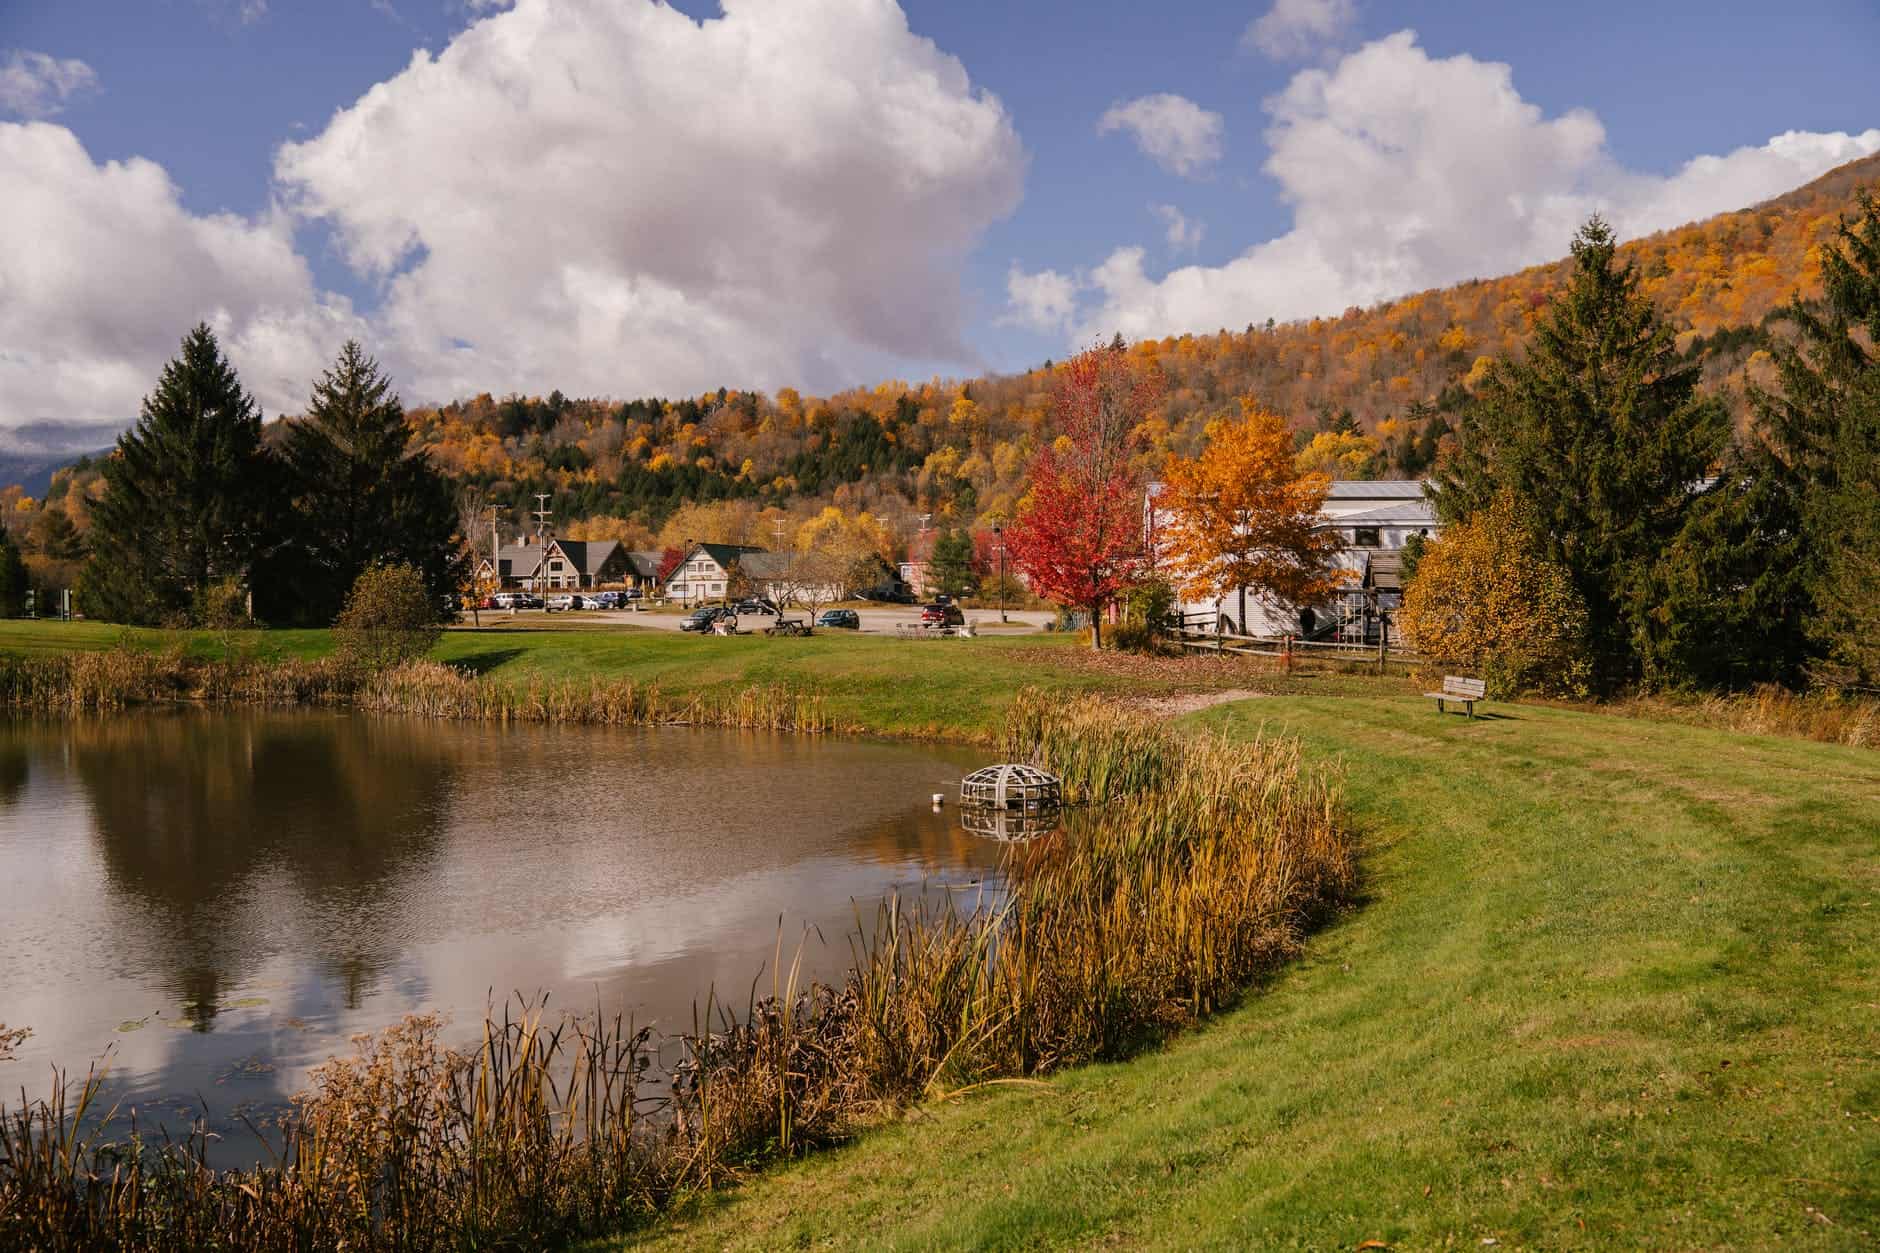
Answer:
[{"xmin": 461, "ymin": 604, "xmax": 1056, "ymax": 634}]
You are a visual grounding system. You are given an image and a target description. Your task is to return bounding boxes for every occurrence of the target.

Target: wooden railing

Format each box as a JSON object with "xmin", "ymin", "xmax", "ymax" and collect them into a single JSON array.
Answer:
[{"xmin": 1170, "ymin": 612, "xmax": 1419, "ymax": 673}]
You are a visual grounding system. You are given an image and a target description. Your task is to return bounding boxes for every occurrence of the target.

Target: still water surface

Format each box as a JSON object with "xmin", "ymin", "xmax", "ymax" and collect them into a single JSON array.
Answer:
[{"xmin": 0, "ymin": 711, "xmax": 1002, "ymax": 1158}]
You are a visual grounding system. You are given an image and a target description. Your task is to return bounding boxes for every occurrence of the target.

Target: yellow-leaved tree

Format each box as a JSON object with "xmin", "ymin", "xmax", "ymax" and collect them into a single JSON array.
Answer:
[
  {"xmin": 1397, "ymin": 493, "xmax": 1590, "ymax": 697},
  {"xmin": 1159, "ymin": 400, "xmax": 1344, "ymax": 632}
]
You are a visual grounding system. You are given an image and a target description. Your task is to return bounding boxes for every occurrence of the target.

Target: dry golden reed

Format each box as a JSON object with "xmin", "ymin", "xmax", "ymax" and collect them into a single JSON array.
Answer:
[{"xmin": 0, "ymin": 689, "xmax": 1351, "ymax": 1250}]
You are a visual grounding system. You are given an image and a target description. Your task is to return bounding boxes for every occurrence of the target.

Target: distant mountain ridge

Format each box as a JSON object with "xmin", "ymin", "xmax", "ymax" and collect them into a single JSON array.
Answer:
[{"xmin": 0, "ymin": 450, "xmax": 107, "ymax": 500}]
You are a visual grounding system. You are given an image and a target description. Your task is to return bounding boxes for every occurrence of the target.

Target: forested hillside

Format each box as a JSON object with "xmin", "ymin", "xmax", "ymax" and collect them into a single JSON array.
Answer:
[{"xmin": 9, "ymin": 153, "xmax": 1879, "ymax": 564}]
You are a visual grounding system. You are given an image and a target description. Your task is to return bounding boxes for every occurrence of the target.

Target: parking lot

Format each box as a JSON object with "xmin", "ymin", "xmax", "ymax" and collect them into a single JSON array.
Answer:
[{"xmin": 461, "ymin": 602, "xmax": 1054, "ymax": 634}]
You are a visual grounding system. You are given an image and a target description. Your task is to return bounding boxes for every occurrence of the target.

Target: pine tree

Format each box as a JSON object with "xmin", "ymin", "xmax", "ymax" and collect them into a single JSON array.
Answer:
[
  {"xmin": 1741, "ymin": 193, "xmax": 1880, "ymax": 688},
  {"xmin": 1436, "ymin": 218, "xmax": 1730, "ymax": 691},
  {"xmin": 268, "ymin": 342, "xmax": 465, "ymax": 624},
  {"xmin": 81, "ymin": 324, "xmax": 271, "ymax": 625},
  {"xmin": 0, "ymin": 529, "xmax": 27, "ymax": 617},
  {"xmin": 927, "ymin": 528, "xmax": 978, "ymax": 600}
]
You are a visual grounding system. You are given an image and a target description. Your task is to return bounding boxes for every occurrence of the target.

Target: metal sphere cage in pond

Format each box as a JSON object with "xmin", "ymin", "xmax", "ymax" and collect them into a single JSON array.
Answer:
[{"xmin": 959, "ymin": 763, "xmax": 1063, "ymax": 812}]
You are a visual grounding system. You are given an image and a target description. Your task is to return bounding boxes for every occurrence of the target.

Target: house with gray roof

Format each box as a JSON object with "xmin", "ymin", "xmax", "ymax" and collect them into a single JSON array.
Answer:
[{"xmin": 662, "ymin": 543, "xmax": 766, "ymax": 603}]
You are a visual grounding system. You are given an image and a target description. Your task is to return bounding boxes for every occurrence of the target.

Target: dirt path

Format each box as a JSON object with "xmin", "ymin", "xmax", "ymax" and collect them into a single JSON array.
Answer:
[{"xmin": 1130, "ymin": 688, "xmax": 1266, "ymax": 718}]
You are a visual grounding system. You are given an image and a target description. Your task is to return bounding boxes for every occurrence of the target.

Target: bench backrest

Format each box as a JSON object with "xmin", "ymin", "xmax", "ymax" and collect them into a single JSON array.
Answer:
[{"xmin": 1442, "ymin": 675, "xmax": 1487, "ymax": 699}]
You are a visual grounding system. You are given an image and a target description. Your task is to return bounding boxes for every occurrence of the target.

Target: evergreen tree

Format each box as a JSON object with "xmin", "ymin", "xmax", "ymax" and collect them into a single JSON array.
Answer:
[
  {"xmin": 927, "ymin": 528, "xmax": 978, "ymax": 600},
  {"xmin": 81, "ymin": 324, "xmax": 271, "ymax": 625},
  {"xmin": 269, "ymin": 342, "xmax": 465, "ymax": 624},
  {"xmin": 1436, "ymin": 218, "xmax": 1730, "ymax": 691},
  {"xmin": 1739, "ymin": 193, "xmax": 1880, "ymax": 688},
  {"xmin": 0, "ymin": 529, "xmax": 27, "ymax": 617}
]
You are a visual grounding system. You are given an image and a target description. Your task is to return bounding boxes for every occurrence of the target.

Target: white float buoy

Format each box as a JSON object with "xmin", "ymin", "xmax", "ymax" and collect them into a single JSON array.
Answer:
[{"xmin": 932, "ymin": 793, "xmax": 945, "ymax": 807}]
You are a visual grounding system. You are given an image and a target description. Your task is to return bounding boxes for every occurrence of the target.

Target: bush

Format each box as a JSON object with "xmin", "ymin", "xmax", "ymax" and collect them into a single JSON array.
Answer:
[
  {"xmin": 1398, "ymin": 493, "xmax": 1591, "ymax": 698},
  {"xmin": 334, "ymin": 564, "xmax": 443, "ymax": 672}
]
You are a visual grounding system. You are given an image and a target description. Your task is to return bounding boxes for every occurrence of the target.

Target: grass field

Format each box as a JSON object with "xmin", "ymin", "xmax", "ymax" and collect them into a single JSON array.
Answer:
[
  {"xmin": 592, "ymin": 693, "xmax": 1880, "ymax": 1250},
  {"xmin": 0, "ymin": 618, "xmax": 1314, "ymax": 738}
]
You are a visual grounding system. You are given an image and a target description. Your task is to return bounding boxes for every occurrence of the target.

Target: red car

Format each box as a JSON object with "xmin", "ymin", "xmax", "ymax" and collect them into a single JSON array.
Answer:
[{"xmin": 920, "ymin": 602, "xmax": 965, "ymax": 627}]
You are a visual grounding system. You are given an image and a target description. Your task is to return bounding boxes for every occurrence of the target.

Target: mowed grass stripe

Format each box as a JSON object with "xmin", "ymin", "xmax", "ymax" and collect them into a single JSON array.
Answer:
[{"xmin": 605, "ymin": 694, "xmax": 1879, "ymax": 1250}]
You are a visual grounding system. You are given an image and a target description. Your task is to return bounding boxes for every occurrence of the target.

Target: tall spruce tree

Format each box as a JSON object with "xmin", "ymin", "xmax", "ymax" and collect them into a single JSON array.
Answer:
[
  {"xmin": 0, "ymin": 529, "xmax": 27, "ymax": 617},
  {"xmin": 927, "ymin": 528, "xmax": 978, "ymax": 600},
  {"xmin": 1738, "ymin": 193, "xmax": 1880, "ymax": 688},
  {"xmin": 82, "ymin": 324, "xmax": 271, "ymax": 625},
  {"xmin": 1436, "ymin": 218, "xmax": 1730, "ymax": 691},
  {"xmin": 269, "ymin": 342, "xmax": 464, "ymax": 624}
]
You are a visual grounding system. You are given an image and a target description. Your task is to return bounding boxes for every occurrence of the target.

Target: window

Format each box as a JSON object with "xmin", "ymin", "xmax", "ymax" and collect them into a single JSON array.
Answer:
[
  {"xmin": 549, "ymin": 560, "xmax": 565, "ymax": 572},
  {"xmin": 1354, "ymin": 527, "xmax": 1381, "ymax": 548}
]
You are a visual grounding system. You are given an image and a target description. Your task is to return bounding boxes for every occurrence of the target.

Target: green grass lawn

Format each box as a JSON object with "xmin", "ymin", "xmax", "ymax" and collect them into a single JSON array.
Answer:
[
  {"xmin": 0, "ymin": 618, "xmax": 1302, "ymax": 739},
  {"xmin": 593, "ymin": 693, "xmax": 1880, "ymax": 1250}
]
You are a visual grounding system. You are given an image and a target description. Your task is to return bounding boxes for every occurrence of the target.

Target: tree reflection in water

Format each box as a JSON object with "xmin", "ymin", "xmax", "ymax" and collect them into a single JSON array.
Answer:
[{"xmin": 66, "ymin": 710, "xmax": 457, "ymax": 1027}]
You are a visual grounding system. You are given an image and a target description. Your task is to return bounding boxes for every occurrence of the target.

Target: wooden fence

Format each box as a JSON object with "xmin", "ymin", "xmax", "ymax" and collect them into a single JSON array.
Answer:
[{"xmin": 1171, "ymin": 612, "xmax": 1419, "ymax": 674}]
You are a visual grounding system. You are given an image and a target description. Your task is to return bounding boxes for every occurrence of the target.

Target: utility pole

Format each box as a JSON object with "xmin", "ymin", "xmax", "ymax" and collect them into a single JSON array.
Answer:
[
  {"xmin": 531, "ymin": 493, "xmax": 552, "ymax": 596},
  {"xmin": 994, "ymin": 522, "xmax": 1007, "ymax": 623}
]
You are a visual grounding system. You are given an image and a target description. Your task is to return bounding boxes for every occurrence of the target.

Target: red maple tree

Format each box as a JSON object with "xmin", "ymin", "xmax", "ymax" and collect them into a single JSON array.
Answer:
[{"xmin": 1006, "ymin": 345, "xmax": 1162, "ymax": 648}]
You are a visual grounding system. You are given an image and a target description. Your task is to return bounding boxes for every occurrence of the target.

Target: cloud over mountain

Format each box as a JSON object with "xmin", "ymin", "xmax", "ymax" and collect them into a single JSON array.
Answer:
[{"xmin": 1012, "ymin": 31, "xmax": 1880, "ymax": 345}]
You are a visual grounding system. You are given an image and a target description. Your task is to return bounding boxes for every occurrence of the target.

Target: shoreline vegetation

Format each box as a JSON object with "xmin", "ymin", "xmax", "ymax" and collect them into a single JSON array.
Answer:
[
  {"xmin": 0, "ymin": 683, "xmax": 1351, "ymax": 1250},
  {"xmin": 0, "ymin": 623, "xmax": 1873, "ymax": 749}
]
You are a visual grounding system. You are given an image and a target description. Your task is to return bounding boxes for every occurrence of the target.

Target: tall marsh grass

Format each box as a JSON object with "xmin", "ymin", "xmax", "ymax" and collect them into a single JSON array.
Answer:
[
  {"xmin": 361, "ymin": 660, "xmax": 833, "ymax": 732},
  {"xmin": 0, "ymin": 690, "xmax": 1351, "ymax": 1250},
  {"xmin": 1600, "ymin": 684, "xmax": 1879, "ymax": 749}
]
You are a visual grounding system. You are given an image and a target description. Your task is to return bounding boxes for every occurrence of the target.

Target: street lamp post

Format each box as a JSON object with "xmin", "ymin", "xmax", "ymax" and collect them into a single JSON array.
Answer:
[{"xmin": 994, "ymin": 523, "xmax": 1007, "ymax": 623}]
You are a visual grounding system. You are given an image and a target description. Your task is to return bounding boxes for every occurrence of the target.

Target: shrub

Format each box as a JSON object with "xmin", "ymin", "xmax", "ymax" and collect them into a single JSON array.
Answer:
[
  {"xmin": 1398, "ymin": 493, "xmax": 1591, "ymax": 698},
  {"xmin": 334, "ymin": 564, "xmax": 443, "ymax": 672}
]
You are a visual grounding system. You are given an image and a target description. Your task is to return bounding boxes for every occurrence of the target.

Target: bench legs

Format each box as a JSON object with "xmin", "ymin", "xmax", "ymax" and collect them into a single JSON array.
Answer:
[{"xmin": 1434, "ymin": 697, "xmax": 1478, "ymax": 718}]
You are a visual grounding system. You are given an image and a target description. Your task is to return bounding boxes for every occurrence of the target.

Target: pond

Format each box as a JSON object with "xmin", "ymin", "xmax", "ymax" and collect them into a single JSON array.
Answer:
[{"xmin": 0, "ymin": 711, "xmax": 1006, "ymax": 1163}]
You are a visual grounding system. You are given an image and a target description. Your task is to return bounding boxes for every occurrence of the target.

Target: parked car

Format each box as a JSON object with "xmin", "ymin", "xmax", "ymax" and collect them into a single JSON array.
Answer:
[
  {"xmin": 590, "ymin": 591, "xmax": 620, "ymax": 608},
  {"xmin": 734, "ymin": 599, "xmax": 778, "ymax": 616},
  {"xmin": 621, "ymin": 587, "xmax": 643, "ymax": 600},
  {"xmin": 545, "ymin": 594, "xmax": 576, "ymax": 612},
  {"xmin": 817, "ymin": 608, "xmax": 860, "ymax": 630},
  {"xmin": 680, "ymin": 605, "xmax": 732, "ymax": 632},
  {"xmin": 920, "ymin": 602, "xmax": 965, "ymax": 628}
]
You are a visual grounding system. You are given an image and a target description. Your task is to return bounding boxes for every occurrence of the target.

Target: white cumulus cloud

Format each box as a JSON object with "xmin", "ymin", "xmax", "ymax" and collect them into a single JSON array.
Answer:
[
  {"xmin": 1002, "ymin": 265, "xmax": 1078, "ymax": 333},
  {"xmin": 274, "ymin": 0, "xmax": 1025, "ymax": 405},
  {"xmin": 0, "ymin": 51, "xmax": 98, "ymax": 119},
  {"xmin": 1030, "ymin": 31, "xmax": 1880, "ymax": 347},
  {"xmin": 1243, "ymin": 0, "xmax": 1356, "ymax": 62},
  {"xmin": 1097, "ymin": 93, "xmax": 1224, "ymax": 178},
  {"xmin": 1152, "ymin": 203, "xmax": 1204, "ymax": 252},
  {"xmin": 0, "ymin": 122, "xmax": 361, "ymax": 449}
]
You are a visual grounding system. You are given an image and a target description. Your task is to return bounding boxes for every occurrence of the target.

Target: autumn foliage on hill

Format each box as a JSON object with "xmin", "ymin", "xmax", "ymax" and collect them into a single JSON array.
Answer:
[{"xmin": 6, "ymin": 155, "xmax": 1879, "ymax": 579}]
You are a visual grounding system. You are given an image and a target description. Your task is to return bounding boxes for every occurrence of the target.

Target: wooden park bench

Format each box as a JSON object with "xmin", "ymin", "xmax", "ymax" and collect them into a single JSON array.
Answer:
[{"xmin": 1426, "ymin": 674, "xmax": 1487, "ymax": 718}]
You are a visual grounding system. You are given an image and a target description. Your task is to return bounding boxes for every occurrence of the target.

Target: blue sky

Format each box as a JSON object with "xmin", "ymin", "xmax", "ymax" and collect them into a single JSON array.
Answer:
[{"xmin": 2, "ymin": 0, "xmax": 1878, "ymax": 447}]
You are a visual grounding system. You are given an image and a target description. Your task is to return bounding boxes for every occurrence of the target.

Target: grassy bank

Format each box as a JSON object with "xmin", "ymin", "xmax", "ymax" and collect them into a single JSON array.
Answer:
[
  {"xmin": 602, "ymin": 693, "xmax": 1880, "ymax": 1250},
  {"xmin": 0, "ymin": 619, "xmax": 1309, "ymax": 739}
]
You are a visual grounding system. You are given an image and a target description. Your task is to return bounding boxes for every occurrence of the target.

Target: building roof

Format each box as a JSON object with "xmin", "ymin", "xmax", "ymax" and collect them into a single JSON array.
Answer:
[
  {"xmin": 1324, "ymin": 479, "xmax": 1430, "ymax": 500},
  {"xmin": 623, "ymin": 549, "xmax": 664, "ymax": 578},
  {"xmin": 549, "ymin": 539, "xmax": 621, "ymax": 577},
  {"xmin": 737, "ymin": 551, "xmax": 794, "ymax": 580},
  {"xmin": 671, "ymin": 542, "xmax": 767, "ymax": 576},
  {"xmin": 1327, "ymin": 501, "xmax": 1439, "ymax": 527}
]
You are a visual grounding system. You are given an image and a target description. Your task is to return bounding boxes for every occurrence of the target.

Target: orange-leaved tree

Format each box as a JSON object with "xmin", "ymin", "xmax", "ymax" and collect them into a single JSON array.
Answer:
[
  {"xmin": 1157, "ymin": 399, "xmax": 1343, "ymax": 632},
  {"xmin": 1397, "ymin": 492, "xmax": 1590, "ymax": 697},
  {"xmin": 1007, "ymin": 345, "xmax": 1163, "ymax": 649}
]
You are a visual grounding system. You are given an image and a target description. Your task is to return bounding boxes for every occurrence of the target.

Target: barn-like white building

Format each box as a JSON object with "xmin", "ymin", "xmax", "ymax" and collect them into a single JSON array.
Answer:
[{"xmin": 1147, "ymin": 479, "xmax": 1441, "ymax": 641}]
